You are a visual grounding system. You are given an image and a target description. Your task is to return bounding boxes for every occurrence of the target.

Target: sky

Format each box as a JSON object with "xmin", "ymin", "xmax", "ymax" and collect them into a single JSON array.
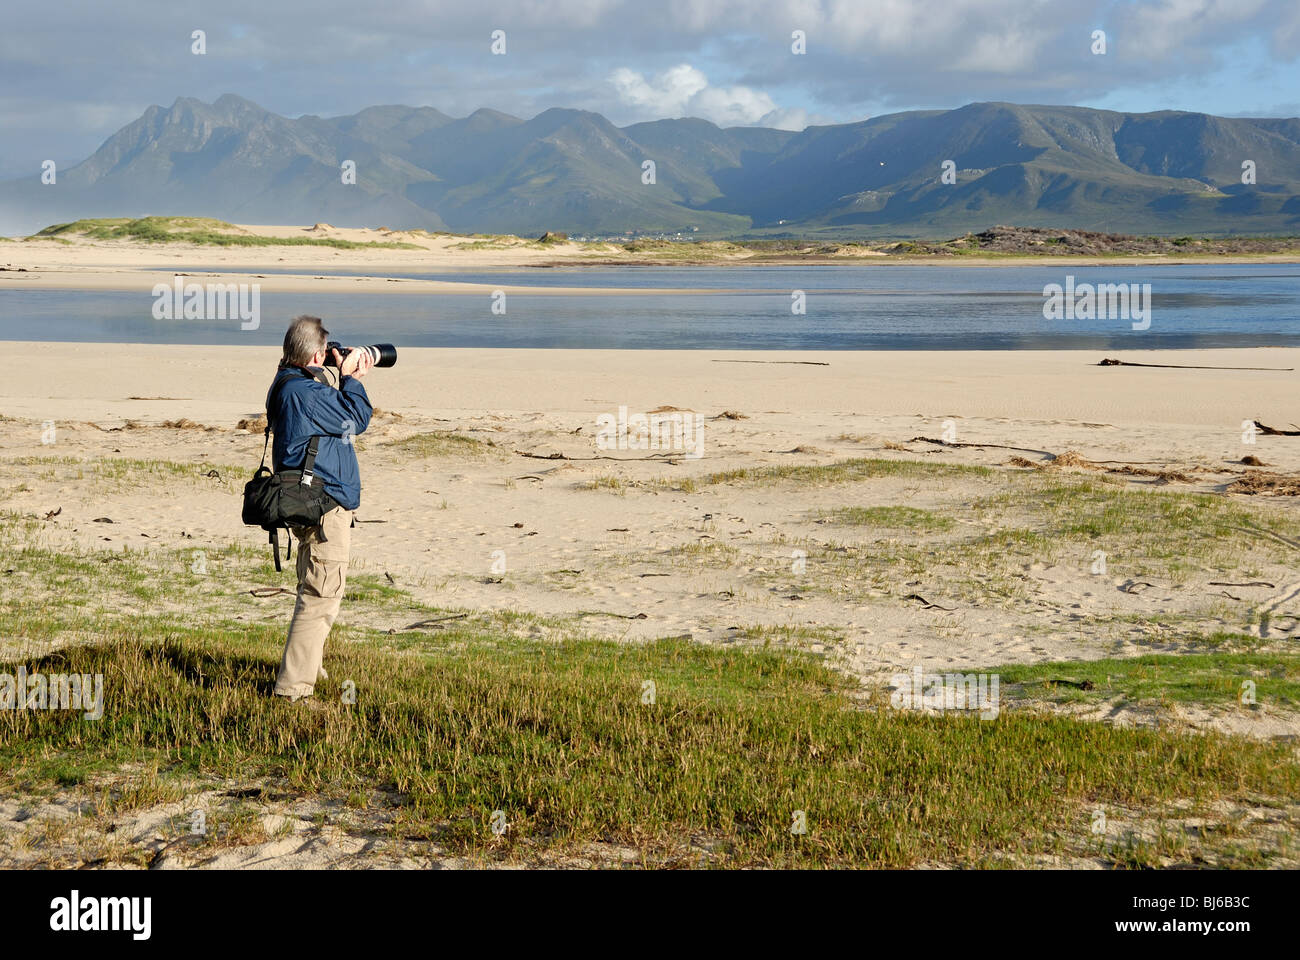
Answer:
[{"xmin": 2, "ymin": 0, "xmax": 1299, "ymax": 180}]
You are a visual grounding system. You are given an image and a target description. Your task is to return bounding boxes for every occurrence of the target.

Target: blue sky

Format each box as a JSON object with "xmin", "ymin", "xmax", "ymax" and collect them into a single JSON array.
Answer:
[{"xmin": 2, "ymin": 0, "xmax": 1298, "ymax": 180}]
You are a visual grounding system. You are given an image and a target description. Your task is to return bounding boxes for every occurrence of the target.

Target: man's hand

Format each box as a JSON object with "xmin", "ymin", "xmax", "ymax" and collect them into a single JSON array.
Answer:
[{"xmin": 332, "ymin": 347, "xmax": 375, "ymax": 380}]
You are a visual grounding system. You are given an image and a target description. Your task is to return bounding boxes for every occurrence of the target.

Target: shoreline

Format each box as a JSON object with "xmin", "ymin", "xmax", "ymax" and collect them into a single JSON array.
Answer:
[
  {"xmin": 5, "ymin": 255, "xmax": 1298, "ymax": 296},
  {"xmin": 566, "ymin": 253, "xmax": 1300, "ymax": 267},
  {"xmin": 5, "ymin": 222, "xmax": 1299, "ymax": 291},
  {"xmin": 0, "ymin": 267, "xmax": 742, "ymax": 296}
]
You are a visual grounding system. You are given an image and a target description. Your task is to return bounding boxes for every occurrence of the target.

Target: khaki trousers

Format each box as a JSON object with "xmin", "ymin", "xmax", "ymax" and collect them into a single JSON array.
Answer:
[{"xmin": 275, "ymin": 504, "xmax": 353, "ymax": 698}]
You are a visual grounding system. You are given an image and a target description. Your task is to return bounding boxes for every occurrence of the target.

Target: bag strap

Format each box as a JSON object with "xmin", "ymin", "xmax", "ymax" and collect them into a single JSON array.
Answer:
[
  {"xmin": 267, "ymin": 527, "xmax": 293, "ymax": 571},
  {"xmin": 257, "ymin": 396, "xmax": 276, "ymax": 471},
  {"xmin": 300, "ymin": 435, "xmax": 321, "ymax": 487},
  {"xmin": 259, "ymin": 372, "xmax": 294, "ymax": 471}
]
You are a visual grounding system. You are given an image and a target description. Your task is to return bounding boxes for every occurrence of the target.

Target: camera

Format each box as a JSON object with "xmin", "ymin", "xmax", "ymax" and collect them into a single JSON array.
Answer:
[{"xmin": 325, "ymin": 341, "xmax": 397, "ymax": 368}]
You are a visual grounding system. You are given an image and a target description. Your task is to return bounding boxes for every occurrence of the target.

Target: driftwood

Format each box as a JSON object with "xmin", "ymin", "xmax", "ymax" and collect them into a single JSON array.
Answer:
[
  {"xmin": 403, "ymin": 614, "xmax": 469, "ymax": 630},
  {"xmin": 1099, "ymin": 358, "xmax": 1294, "ymax": 371},
  {"xmin": 249, "ymin": 587, "xmax": 294, "ymax": 597},
  {"xmin": 513, "ymin": 449, "xmax": 681, "ymax": 462},
  {"xmin": 1017, "ymin": 678, "xmax": 1096, "ymax": 690},
  {"xmin": 908, "ymin": 436, "xmax": 1054, "ymax": 457},
  {"xmin": 1253, "ymin": 420, "xmax": 1300, "ymax": 436},
  {"xmin": 903, "ymin": 593, "xmax": 955, "ymax": 611},
  {"xmin": 1121, "ymin": 581, "xmax": 1155, "ymax": 594},
  {"xmin": 711, "ymin": 359, "xmax": 830, "ymax": 366}
]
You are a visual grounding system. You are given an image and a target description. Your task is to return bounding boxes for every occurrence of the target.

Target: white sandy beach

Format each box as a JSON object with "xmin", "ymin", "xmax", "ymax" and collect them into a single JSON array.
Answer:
[{"xmin": 4, "ymin": 342, "xmax": 1298, "ymax": 701}]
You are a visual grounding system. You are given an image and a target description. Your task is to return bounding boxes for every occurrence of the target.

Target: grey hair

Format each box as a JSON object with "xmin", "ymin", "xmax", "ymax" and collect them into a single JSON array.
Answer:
[{"xmin": 282, "ymin": 315, "xmax": 328, "ymax": 367}]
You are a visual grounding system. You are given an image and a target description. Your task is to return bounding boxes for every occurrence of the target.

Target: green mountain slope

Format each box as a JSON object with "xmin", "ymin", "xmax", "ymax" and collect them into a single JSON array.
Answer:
[{"xmin": 1, "ymin": 96, "xmax": 1296, "ymax": 237}]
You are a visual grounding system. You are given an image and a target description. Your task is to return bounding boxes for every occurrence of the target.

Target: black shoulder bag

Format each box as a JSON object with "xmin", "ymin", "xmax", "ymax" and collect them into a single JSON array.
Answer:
[{"xmin": 242, "ymin": 371, "xmax": 338, "ymax": 570}]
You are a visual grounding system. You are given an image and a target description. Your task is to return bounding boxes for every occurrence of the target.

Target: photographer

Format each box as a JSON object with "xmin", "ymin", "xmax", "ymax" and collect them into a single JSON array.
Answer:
[{"xmin": 268, "ymin": 315, "xmax": 375, "ymax": 702}]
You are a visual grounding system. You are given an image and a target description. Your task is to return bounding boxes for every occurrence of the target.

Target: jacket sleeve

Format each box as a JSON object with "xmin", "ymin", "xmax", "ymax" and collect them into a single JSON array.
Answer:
[{"xmin": 304, "ymin": 377, "xmax": 373, "ymax": 437}]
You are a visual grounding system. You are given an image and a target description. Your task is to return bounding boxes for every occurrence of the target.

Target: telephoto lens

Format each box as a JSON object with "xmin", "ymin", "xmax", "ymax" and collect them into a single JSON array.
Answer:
[{"xmin": 325, "ymin": 341, "xmax": 398, "ymax": 368}]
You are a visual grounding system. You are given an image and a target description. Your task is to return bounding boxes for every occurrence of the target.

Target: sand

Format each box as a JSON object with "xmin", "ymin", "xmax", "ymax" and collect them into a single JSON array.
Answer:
[
  {"xmin": 5, "ymin": 343, "xmax": 1298, "ymax": 681},
  {"xmin": 6, "ymin": 341, "xmax": 1298, "ymax": 436}
]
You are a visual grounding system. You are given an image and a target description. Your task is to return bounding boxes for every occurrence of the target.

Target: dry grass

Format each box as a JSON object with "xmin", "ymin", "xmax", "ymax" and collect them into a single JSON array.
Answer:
[
  {"xmin": 1229, "ymin": 472, "xmax": 1300, "ymax": 496},
  {"xmin": 1008, "ymin": 451, "xmax": 1196, "ymax": 484}
]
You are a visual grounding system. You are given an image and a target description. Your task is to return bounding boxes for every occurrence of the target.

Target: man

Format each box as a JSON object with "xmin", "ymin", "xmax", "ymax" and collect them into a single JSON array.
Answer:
[{"xmin": 267, "ymin": 315, "xmax": 375, "ymax": 701}]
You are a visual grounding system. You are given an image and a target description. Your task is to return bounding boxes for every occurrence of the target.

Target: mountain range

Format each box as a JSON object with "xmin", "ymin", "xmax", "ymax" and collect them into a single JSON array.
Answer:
[{"xmin": 2, "ymin": 94, "xmax": 1298, "ymax": 238}]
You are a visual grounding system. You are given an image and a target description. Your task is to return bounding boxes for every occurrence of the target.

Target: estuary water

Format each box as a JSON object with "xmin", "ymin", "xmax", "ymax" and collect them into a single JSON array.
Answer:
[{"xmin": 1, "ymin": 263, "xmax": 1296, "ymax": 350}]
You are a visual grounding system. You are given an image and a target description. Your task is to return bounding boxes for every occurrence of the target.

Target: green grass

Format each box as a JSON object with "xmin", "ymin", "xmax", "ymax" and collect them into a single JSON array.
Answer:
[
  {"xmin": 343, "ymin": 573, "xmax": 410, "ymax": 604},
  {"xmin": 619, "ymin": 240, "xmax": 748, "ymax": 260},
  {"xmin": 666, "ymin": 541, "xmax": 741, "ymax": 565},
  {"xmin": 0, "ymin": 520, "xmax": 452, "ymax": 641},
  {"xmin": 967, "ymin": 476, "xmax": 1300, "ymax": 578},
  {"xmin": 733, "ymin": 624, "xmax": 847, "ymax": 653},
  {"xmin": 579, "ymin": 475, "xmax": 625, "ymax": 492},
  {"xmin": 0, "ymin": 455, "xmax": 245, "ymax": 493},
  {"xmin": 449, "ymin": 239, "xmax": 522, "ymax": 250},
  {"xmin": 997, "ymin": 651, "xmax": 1300, "ymax": 709},
  {"xmin": 657, "ymin": 457, "xmax": 993, "ymax": 492},
  {"xmin": 93, "ymin": 456, "xmax": 245, "ymax": 484},
  {"xmin": 817, "ymin": 505, "xmax": 955, "ymax": 531},
  {"xmin": 2, "ymin": 623, "xmax": 1295, "ymax": 868},
  {"xmin": 34, "ymin": 217, "xmax": 422, "ymax": 250},
  {"xmin": 383, "ymin": 431, "xmax": 499, "ymax": 458}
]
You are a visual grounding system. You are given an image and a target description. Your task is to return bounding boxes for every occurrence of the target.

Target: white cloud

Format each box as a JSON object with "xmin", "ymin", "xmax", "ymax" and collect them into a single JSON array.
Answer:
[
  {"xmin": 690, "ymin": 82, "xmax": 779, "ymax": 126},
  {"xmin": 610, "ymin": 64, "xmax": 711, "ymax": 115},
  {"xmin": 4, "ymin": 0, "xmax": 1299, "ymax": 167},
  {"xmin": 611, "ymin": 63, "xmax": 813, "ymax": 127}
]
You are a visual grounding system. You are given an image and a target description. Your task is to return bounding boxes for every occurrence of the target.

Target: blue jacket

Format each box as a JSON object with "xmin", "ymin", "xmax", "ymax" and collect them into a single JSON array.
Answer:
[{"xmin": 267, "ymin": 366, "xmax": 372, "ymax": 510}]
